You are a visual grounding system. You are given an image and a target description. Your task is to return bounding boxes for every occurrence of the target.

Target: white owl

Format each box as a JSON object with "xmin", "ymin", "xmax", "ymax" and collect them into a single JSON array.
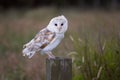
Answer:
[{"xmin": 22, "ymin": 15, "xmax": 68, "ymax": 59}]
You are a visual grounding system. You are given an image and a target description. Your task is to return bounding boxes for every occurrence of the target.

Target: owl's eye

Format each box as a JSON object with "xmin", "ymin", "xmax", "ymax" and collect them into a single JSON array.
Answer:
[
  {"xmin": 54, "ymin": 23, "xmax": 57, "ymax": 26},
  {"xmin": 61, "ymin": 23, "xmax": 64, "ymax": 26}
]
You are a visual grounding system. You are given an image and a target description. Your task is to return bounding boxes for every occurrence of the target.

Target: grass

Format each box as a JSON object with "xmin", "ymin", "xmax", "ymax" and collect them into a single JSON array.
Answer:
[
  {"xmin": 0, "ymin": 7, "xmax": 120, "ymax": 80},
  {"xmin": 70, "ymin": 33, "xmax": 120, "ymax": 80}
]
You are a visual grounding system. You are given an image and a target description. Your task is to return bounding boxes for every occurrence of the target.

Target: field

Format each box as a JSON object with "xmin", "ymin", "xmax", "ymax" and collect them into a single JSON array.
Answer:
[{"xmin": 0, "ymin": 7, "xmax": 120, "ymax": 80}]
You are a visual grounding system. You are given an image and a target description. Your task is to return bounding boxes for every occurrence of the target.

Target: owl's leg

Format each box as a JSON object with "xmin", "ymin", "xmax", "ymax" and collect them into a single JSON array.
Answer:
[
  {"xmin": 49, "ymin": 52, "xmax": 55, "ymax": 58},
  {"xmin": 46, "ymin": 52, "xmax": 55, "ymax": 59}
]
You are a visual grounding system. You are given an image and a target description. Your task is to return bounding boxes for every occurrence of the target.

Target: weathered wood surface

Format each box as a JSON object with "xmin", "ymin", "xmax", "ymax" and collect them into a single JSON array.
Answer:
[{"xmin": 46, "ymin": 57, "xmax": 72, "ymax": 80}]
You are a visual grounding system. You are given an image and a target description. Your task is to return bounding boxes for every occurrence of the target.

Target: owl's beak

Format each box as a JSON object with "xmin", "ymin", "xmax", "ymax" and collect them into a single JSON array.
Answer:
[{"xmin": 58, "ymin": 26, "xmax": 62, "ymax": 32}]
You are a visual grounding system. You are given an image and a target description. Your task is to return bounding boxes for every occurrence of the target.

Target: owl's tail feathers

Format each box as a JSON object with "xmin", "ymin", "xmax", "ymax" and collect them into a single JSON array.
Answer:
[{"xmin": 22, "ymin": 48, "xmax": 36, "ymax": 58}]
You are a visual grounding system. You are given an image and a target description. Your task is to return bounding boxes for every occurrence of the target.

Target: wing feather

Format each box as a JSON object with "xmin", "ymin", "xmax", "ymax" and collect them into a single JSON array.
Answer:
[{"xmin": 22, "ymin": 28, "xmax": 55, "ymax": 58}]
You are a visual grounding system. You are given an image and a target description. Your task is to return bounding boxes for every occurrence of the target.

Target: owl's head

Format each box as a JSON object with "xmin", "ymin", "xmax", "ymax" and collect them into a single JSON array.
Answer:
[{"xmin": 47, "ymin": 15, "xmax": 68, "ymax": 34}]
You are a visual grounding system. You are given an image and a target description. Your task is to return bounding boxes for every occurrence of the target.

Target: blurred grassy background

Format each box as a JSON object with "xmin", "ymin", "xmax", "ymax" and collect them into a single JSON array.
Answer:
[{"xmin": 0, "ymin": 7, "xmax": 120, "ymax": 80}]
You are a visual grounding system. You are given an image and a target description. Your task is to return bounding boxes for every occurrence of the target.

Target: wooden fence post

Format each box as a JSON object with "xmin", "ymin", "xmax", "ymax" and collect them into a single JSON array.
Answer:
[{"xmin": 46, "ymin": 57, "xmax": 72, "ymax": 80}]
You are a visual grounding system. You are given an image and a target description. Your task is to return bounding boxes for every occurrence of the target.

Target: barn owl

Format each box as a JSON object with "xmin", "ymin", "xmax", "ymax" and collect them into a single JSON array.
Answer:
[{"xmin": 22, "ymin": 15, "xmax": 68, "ymax": 59}]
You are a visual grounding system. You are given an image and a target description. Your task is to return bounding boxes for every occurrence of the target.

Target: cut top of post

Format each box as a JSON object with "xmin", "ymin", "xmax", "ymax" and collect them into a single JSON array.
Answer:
[{"xmin": 46, "ymin": 57, "xmax": 72, "ymax": 80}]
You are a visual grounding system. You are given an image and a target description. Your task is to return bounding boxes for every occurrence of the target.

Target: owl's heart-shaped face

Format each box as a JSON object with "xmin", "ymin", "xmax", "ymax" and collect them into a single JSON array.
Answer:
[{"xmin": 47, "ymin": 15, "xmax": 68, "ymax": 34}]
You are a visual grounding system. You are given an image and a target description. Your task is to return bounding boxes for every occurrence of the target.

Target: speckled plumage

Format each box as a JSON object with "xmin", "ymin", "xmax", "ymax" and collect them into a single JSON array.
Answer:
[{"xmin": 22, "ymin": 15, "xmax": 68, "ymax": 59}]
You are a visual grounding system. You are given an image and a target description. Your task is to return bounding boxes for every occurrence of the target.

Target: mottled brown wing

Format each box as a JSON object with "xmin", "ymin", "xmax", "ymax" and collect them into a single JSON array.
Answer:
[{"xmin": 34, "ymin": 28, "xmax": 55, "ymax": 49}]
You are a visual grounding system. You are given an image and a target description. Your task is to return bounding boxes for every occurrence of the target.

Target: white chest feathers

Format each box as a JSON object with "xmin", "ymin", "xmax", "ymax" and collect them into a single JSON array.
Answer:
[{"xmin": 41, "ymin": 34, "xmax": 64, "ymax": 53}]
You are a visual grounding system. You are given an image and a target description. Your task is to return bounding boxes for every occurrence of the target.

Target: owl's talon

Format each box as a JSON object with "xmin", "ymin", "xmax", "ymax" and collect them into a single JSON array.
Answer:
[{"xmin": 48, "ymin": 56, "xmax": 56, "ymax": 59}]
